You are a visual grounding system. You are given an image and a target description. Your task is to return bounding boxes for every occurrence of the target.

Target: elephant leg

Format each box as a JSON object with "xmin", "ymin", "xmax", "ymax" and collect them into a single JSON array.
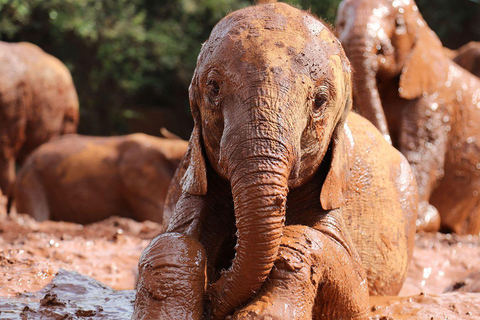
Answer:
[
  {"xmin": 399, "ymin": 99, "xmax": 448, "ymax": 232},
  {"xmin": 14, "ymin": 169, "xmax": 50, "ymax": 220},
  {"xmin": 132, "ymin": 232, "xmax": 206, "ymax": 320},
  {"xmin": 0, "ymin": 154, "xmax": 15, "ymax": 213},
  {"xmin": 232, "ymin": 225, "xmax": 369, "ymax": 320}
]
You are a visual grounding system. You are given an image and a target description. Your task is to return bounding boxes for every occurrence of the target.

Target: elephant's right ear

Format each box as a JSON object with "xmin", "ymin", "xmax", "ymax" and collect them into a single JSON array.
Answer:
[
  {"xmin": 320, "ymin": 126, "xmax": 348, "ymax": 211},
  {"xmin": 320, "ymin": 62, "xmax": 352, "ymax": 211},
  {"xmin": 399, "ymin": 26, "xmax": 449, "ymax": 100},
  {"xmin": 180, "ymin": 73, "xmax": 208, "ymax": 195}
]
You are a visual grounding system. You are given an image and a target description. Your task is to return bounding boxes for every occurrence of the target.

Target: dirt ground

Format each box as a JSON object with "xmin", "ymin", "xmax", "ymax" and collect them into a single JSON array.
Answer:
[{"xmin": 0, "ymin": 212, "xmax": 479, "ymax": 319}]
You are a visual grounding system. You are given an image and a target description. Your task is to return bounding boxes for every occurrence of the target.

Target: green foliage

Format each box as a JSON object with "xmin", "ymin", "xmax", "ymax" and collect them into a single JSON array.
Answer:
[
  {"xmin": 0, "ymin": 0, "xmax": 253, "ymax": 134},
  {"xmin": 0, "ymin": 0, "xmax": 477, "ymax": 135},
  {"xmin": 416, "ymin": 0, "xmax": 480, "ymax": 49}
]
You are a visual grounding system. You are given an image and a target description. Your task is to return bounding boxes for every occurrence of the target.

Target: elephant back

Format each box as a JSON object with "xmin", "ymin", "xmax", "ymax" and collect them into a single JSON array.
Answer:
[
  {"xmin": 0, "ymin": 42, "xmax": 29, "ymax": 154},
  {"xmin": 342, "ymin": 112, "xmax": 418, "ymax": 295},
  {"xmin": 10, "ymin": 42, "xmax": 79, "ymax": 161}
]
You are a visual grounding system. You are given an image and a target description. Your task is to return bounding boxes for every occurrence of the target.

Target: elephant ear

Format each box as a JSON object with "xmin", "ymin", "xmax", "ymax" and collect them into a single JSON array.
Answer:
[
  {"xmin": 320, "ymin": 123, "xmax": 348, "ymax": 211},
  {"xmin": 180, "ymin": 74, "xmax": 208, "ymax": 195},
  {"xmin": 399, "ymin": 26, "xmax": 449, "ymax": 100},
  {"xmin": 320, "ymin": 58, "xmax": 352, "ymax": 211}
]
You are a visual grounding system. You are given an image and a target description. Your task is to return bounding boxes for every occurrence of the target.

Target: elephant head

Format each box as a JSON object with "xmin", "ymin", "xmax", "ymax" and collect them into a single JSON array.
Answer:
[
  {"xmin": 336, "ymin": 0, "xmax": 447, "ymax": 143},
  {"xmin": 178, "ymin": 3, "xmax": 353, "ymax": 318}
]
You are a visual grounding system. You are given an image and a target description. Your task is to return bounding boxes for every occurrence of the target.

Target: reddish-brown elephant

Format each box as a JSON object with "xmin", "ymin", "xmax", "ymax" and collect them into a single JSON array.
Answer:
[
  {"xmin": 0, "ymin": 41, "xmax": 79, "ymax": 211},
  {"xmin": 14, "ymin": 134, "xmax": 187, "ymax": 224},
  {"xmin": 337, "ymin": 0, "xmax": 480, "ymax": 234},
  {"xmin": 133, "ymin": 3, "xmax": 418, "ymax": 319},
  {"xmin": 452, "ymin": 41, "xmax": 480, "ymax": 79}
]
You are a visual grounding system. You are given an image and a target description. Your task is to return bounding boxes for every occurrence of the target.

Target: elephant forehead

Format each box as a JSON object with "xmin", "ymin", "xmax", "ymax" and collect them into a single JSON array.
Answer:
[{"xmin": 206, "ymin": 4, "xmax": 338, "ymax": 76}]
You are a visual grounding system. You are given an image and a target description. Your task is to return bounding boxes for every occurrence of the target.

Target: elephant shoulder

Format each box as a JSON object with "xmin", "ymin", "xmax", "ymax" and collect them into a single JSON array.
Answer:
[
  {"xmin": 344, "ymin": 112, "xmax": 401, "ymax": 162},
  {"xmin": 343, "ymin": 112, "xmax": 417, "ymax": 200}
]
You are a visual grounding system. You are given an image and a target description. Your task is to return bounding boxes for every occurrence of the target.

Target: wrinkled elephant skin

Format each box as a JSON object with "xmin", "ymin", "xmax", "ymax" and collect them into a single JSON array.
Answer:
[
  {"xmin": 14, "ymin": 134, "xmax": 187, "ymax": 224},
  {"xmin": 0, "ymin": 41, "xmax": 79, "ymax": 209},
  {"xmin": 133, "ymin": 3, "xmax": 418, "ymax": 320},
  {"xmin": 337, "ymin": 0, "xmax": 480, "ymax": 234}
]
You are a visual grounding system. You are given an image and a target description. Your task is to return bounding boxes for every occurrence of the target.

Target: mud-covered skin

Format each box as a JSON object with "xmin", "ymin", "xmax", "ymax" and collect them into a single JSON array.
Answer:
[
  {"xmin": 0, "ymin": 42, "xmax": 79, "ymax": 208},
  {"xmin": 337, "ymin": 0, "xmax": 480, "ymax": 234},
  {"xmin": 452, "ymin": 42, "xmax": 480, "ymax": 79},
  {"xmin": 14, "ymin": 133, "xmax": 187, "ymax": 224},
  {"xmin": 134, "ymin": 3, "xmax": 417, "ymax": 319}
]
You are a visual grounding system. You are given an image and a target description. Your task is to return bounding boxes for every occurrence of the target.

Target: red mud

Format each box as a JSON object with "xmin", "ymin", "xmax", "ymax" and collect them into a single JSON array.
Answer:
[{"xmin": 0, "ymin": 213, "xmax": 479, "ymax": 319}]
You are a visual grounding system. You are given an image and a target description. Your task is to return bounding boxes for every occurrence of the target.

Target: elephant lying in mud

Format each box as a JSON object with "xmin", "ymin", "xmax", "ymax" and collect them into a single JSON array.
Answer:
[
  {"xmin": 14, "ymin": 134, "xmax": 187, "ymax": 224},
  {"xmin": 133, "ymin": 3, "xmax": 418, "ymax": 319},
  {"xmin": 0, "ymin": 41, "xmax": 79, "ymax": 210},
  {"xmin": 337, "ymin": 0, "xmax": 480, "ymax": 234}
]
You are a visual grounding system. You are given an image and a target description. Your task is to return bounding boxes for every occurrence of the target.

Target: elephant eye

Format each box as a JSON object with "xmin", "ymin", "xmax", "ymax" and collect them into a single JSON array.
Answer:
[
  {"xmin": 313, "ymin": 92, "xmax": 328, "ymax": 111},
  {"xmin": 208, "ymin": 80, "xmax": 220, "ymax": 95},
  {"xmin": 207, "ymin": 79, "xmax": 221, "ymax": 105}
]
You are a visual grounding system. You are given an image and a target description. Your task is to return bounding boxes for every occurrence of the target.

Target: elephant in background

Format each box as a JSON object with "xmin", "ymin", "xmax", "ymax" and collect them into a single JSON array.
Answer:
[
  {"xmin": 133, "ymin": 3, "xmax": 417, "ymax": 319},
  {"xmin": 337, "ymin": 0, "xmax": 480, "ymax": 234},
  {"xmin": 14, "ymin": 133, "xmax": 187, "ymax": 224},
  {"xmin": 452, "ymin": 42, "xmax": 480, "ymax": 79},
  {"xmin": 0, "ymin": 41, "xmax": 79, "ymax": 210}
]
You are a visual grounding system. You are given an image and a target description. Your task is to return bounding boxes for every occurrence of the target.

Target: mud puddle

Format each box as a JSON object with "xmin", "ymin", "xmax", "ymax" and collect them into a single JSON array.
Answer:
[
  {"xmin": 0, "ymin": 269, "xmax": 134, "ymax": 319},
  {"xmin": 0, "ymin": 213, "xmax": 479, "ymax": 319}
]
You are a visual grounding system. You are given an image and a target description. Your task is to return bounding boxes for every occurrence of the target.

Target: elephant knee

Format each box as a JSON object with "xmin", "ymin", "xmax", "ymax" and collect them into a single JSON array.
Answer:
[
  {"xmin": 273, "ymin": 226, "xmax": 325, "ymax": 286},
  {"xmin": 133, "ymin": 232, "xmax": 206, "ymax": 320},
  {"xmin": 277, "ymin": 226, "xmax": 369, "ymax": 320}
]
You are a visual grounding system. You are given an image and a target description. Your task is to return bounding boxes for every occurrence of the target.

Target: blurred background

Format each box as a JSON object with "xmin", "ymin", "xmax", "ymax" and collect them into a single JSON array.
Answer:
[{"xmin": 1, "ymin": 0, "xmax": 478, "ymax": 139}]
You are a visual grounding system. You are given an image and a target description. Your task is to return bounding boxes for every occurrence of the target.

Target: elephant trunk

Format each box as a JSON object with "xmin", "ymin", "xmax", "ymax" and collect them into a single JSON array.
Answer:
[
  {"xmin": 348, "ymin": 42, "xmax": 391, "ymax": 143},
  {"xmin": 210, "ymin": 132, "xmax": 293, "ymax": 318}
]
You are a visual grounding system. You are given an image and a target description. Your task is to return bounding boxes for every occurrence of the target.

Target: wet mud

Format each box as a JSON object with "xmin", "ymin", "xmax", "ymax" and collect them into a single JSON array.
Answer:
[
  {"xmin": 0, "ymin": 212, "xmax": 162, "ymax": 298},
  {"xmin": 371, "ymin": 232, "xmax": 480, "ymax": 319},
  {"xmin": 0, "ymin": 213, "xmax": 479, "ymax": 319},
  {"xmin": 0, "ymin": 269, "xmax": 135, "ymax": 319}
]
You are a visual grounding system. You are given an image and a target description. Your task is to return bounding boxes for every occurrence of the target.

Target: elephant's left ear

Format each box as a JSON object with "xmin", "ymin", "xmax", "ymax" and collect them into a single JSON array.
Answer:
[
  {"xmin": 399, "ymin": 27, "xmax": 449, "ymax": 100},
  {"xmin": 180, "ymin": 72, "xmax": 208, "ymax": 196},
  {"xmin": 320, "ymin": 124, "xmax": 348, "ymax": 211}
]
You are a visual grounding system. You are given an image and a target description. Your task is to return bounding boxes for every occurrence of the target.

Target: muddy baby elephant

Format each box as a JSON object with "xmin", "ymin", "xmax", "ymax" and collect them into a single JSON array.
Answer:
[
  {"xmin": 0, "ymin": 41, "xmax": 79, "ymax": 209},
  {"xmin": 14, "ymin": 134, "xmax": 187, "ymax": 224},
  {"xmin": 337, "ymin": 0, "xmax": 480, "ymax": 234},
  {"xmin": 133, "ymin": 3, "xmax": 418, "ymax": 320}
]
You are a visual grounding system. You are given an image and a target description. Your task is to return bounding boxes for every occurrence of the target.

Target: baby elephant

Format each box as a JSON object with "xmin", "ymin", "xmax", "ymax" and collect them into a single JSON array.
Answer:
[
  {"xmin": 133, "ymin": 3, "xmax": 417, "ymax": 320},
  {"xmin": 14, "ymin": 134, "xmax": 187, "ymax": 224},
  {"xmin": 337, "ymin": 0, "xmax": 480, "ymax": 234}
]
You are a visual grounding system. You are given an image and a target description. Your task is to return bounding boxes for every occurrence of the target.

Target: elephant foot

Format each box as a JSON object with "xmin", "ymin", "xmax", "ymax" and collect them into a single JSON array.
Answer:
[
  {"xmin": 416, "ymin": 201, "xmax": 441, "ymax": 232},
  {"xmin": 132, "ymin": 232, "xmax": 206, "ymax": 320},
  {"xmin": 232, "ymin": 225, "xmax": 369, "ymax": 320}
]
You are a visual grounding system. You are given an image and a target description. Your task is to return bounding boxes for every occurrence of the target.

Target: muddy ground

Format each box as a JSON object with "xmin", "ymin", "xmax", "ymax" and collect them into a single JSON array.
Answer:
[{"xmin": 0, "ymin": 212, "xmax": 479, "ymax": 319}]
